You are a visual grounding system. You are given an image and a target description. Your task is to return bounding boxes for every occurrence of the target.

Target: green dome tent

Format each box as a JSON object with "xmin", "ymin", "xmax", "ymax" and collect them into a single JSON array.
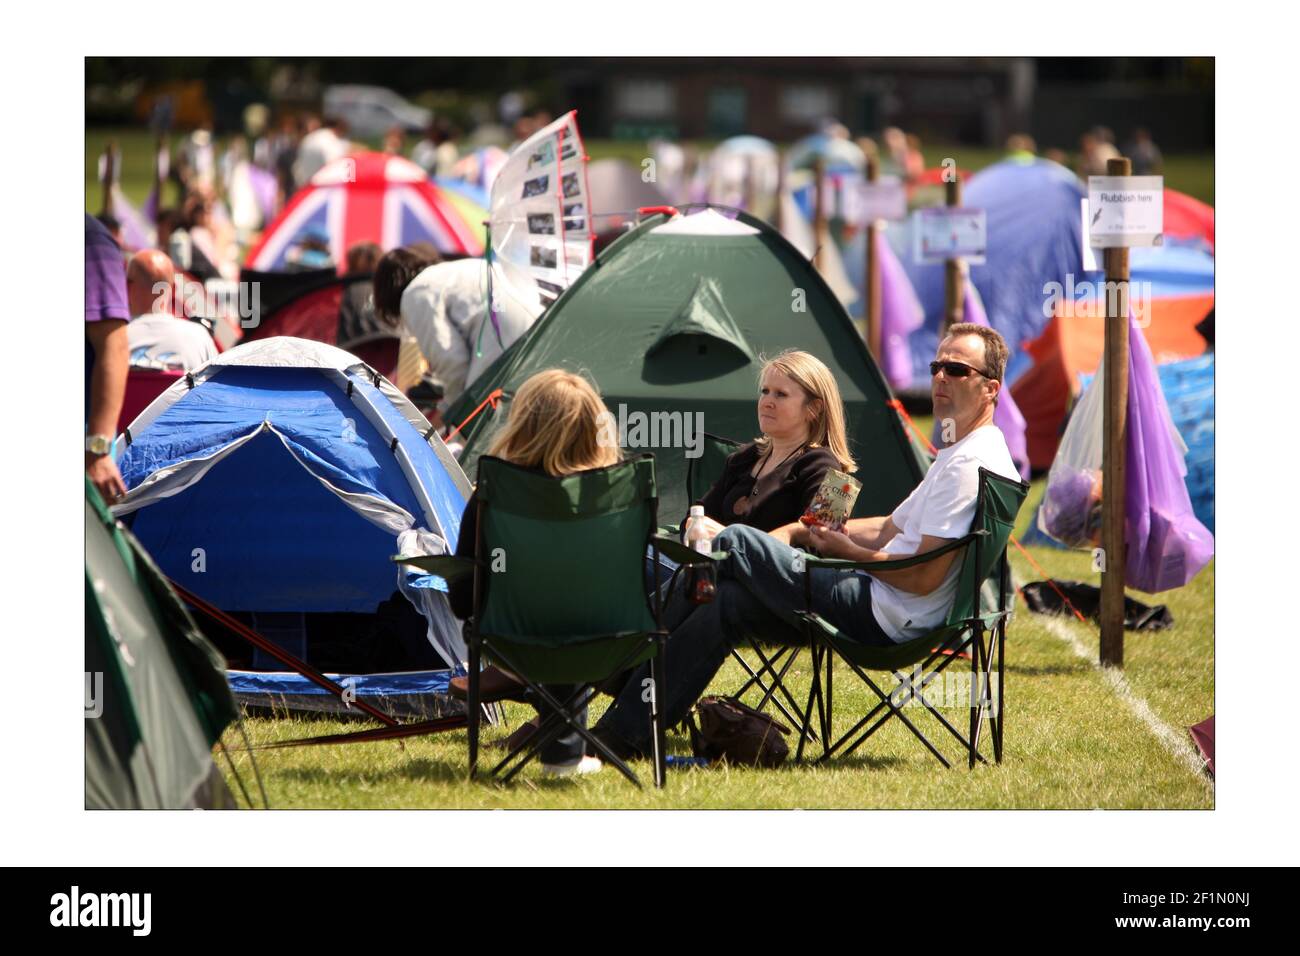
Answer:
[
  {"xmin": 86, "ymin": 478, "xmax": 242, "ymax": 809},
  {"xmin": 447, "ymin": 208, "xmax": 930, "ymax": 520}
]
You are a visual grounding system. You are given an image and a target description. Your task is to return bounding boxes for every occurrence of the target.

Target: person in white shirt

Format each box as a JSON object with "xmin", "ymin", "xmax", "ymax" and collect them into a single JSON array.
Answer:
[
  {"xmin": 293, "ymin": 117, "xmax": 351, "ymax": 189},
  {"xmin": 124, "ymin": 250, "xmax": 218, "ymax": 372},
  {"xmin": 591, "ymin": 323, "xmax": 1021, "ymax": 757},
  {"xmin": 373, "ymin": 249, "xmax": 537, "ymax": 413}
]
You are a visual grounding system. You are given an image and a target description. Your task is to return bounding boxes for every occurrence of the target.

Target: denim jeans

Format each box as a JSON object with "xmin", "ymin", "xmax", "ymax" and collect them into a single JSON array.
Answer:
[
  {"xmin": 533, "ymin": 685, "xmax": 586, "ymax": 767},
  {"xmin": 596, "ymin": 524, "xmax": 895, "ymax": 755}
]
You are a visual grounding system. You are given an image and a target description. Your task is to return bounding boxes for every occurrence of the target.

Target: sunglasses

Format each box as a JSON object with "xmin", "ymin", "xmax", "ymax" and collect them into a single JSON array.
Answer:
[{"xmin": 930, "ymin": 360, "xmax": 993, "ymax": 380}]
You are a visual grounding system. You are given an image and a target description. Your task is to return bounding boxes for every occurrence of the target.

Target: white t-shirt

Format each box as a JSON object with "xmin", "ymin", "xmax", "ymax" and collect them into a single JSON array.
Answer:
[
  {"xmin": 293, "ymin": 128, "xmax": 350, "ymax": 186},
  {"xmin": 400, "ymin": 259, "xmax": 536, "ymax": 410},
  {"xmin": 870, "ymin": 424, "xmax": 1019, "ymax": 642},
  {"xmin": 127, "ymin": 313, "xmax": 218, "ymax": 371}
]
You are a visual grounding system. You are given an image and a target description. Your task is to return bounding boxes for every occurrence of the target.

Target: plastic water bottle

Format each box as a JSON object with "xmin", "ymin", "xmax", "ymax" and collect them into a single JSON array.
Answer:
[
  {"xmin": 685, "ymin": 504, "xmax": 714, "ymax": 554},
  {"xmin": 684, "ymin": 504, "xmax": 717, "ymax": 604}
]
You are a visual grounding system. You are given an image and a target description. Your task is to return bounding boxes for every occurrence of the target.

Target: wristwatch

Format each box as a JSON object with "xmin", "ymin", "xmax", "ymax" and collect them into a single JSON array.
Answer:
[{"xmin": 85, "ymin": 434, "xmax": 113, "ymax": 457}]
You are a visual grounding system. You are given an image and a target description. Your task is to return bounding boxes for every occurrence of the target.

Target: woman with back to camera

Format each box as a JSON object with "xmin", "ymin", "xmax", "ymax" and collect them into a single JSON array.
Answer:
[{"xmin": 445, "ymin": 368, "xmax": 621, "ymax": 777}]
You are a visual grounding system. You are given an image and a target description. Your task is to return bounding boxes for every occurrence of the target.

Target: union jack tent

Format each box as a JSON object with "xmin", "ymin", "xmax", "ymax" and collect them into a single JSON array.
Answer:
[{"xmin": 245, "ymin": 152, "xmax": 485, "ymax": 271}]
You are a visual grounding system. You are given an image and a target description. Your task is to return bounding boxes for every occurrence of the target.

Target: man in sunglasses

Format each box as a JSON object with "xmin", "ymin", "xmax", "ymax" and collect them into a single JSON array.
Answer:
[
  {"xmin": 794, "ymin": 322, "xmax": 1020, "ymax": 640},
  {"xmin": 590, "ymin": 323, "xmax": 1020, "ymax": 760}
]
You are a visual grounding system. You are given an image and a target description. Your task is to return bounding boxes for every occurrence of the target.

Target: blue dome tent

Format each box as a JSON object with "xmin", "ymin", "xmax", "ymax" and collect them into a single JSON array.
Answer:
[
  {"xmin": 112, "ymin": 337, "xmax": 471, "ymax": 719},
  {"xmin": 896, "ymin": 157, "xmax": 1086, "ymax": 385}
]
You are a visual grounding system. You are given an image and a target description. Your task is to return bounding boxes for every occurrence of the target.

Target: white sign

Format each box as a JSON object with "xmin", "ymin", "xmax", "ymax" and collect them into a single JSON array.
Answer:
[
  {"xmin": 844, "ymin": 176, "xmax": 907, "ymax": 225},
  {"xmin": 913, "ymin": 207, "xmax": 987, "ymax": 264},
  {"xmin": 1087, "ymin": 175, "xmax": 1163, "ymax": 248},
  {"xmin": 490, "ymin": 111, "xmax": 593, "ymax": 316}
]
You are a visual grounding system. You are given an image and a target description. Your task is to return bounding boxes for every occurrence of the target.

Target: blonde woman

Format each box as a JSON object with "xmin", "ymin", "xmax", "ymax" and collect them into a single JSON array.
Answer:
[
  {"xmin": 446, "ymin": 369, "xmax": 620, "ymax": 776},
  {"xmin": 691, "ymin": 349, "xmax": 856, "ymax": 539}
]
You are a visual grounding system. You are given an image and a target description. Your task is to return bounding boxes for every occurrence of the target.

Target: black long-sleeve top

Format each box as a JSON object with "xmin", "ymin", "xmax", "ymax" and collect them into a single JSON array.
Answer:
[
  {"xmin": 448, "ymin": 492, "xmax": 483, "ymax": 622},
  {"xmin": 694, "ymin": 443, "xmax": 840, "ymax": 533}
]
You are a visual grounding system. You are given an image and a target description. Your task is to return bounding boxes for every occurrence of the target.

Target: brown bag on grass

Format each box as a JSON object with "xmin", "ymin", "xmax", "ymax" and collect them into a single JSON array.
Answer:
[{"xmin": 686, "ymin": 696, "xmax": 791, "ymax": 768}]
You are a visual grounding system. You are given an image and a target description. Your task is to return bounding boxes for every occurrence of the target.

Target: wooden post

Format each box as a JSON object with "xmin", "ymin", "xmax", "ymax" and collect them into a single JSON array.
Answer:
[
  {"xmin": 100, "ymin": 141, "xmax": 118, "ymax": 216},
  {"xmin": 1099, "ymin": 156, "xmax": 1132, "ymax": 668},
  {"xmin": 865, "ymin": 156, "xmax": 883, "ymax": 360},
  {"xmin": 812, "ymin": 156, "xmax": 826, "ymax": 272},
  {"xmin": 942, "ymin": 175, "xmax": 963, "ymax": 333}
]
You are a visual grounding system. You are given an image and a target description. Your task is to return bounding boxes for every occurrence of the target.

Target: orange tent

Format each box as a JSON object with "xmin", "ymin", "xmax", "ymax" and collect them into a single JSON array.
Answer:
[{"xmin": 1011, "ymin": 293, "xmax": 1212, "ymax": 470}]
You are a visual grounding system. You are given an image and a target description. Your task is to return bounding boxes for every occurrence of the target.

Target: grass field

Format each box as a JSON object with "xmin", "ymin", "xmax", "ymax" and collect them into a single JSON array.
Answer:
[{"xmin": 218, "ymin": 502, "xmax": 1214, "ymax": 809}]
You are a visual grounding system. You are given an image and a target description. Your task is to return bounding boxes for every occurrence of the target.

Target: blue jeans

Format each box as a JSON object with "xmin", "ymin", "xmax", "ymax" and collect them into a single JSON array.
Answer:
[{"xmin": 596, "ymin": 525, "xmax": 894, "ymax": 754}]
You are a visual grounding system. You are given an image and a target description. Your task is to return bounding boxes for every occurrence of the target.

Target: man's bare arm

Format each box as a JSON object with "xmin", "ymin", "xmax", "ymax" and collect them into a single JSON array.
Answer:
[
  {"xmin": 805, "ymin": 527, "xmax": 964, "ymax": 595},
  {"xmin": 769, "ymin": 514, "xmax": 898, "ymax": 550},
  {"xmin": 842, "ymin": 515, "xmax": 900, "ymax": 550},
  {"xmin": 86, "ymin": 319, "xmax": 129, "ymax": 502},
  {"xmin": 87, "ymin": 319, "xmax": 128, "ymax": 440}
]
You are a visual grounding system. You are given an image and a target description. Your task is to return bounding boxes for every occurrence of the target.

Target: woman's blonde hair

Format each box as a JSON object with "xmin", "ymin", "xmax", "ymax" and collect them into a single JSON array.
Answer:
[
  {"xmin": 487, "ymin": 369, "xmax": 622, "ymax": 476},
  {"xmin": 755, "ymin": 350, "xmax": 857, "ymax": 473}
]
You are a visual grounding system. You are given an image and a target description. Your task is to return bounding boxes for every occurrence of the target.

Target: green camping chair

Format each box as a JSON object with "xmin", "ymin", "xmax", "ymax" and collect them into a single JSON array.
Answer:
[
  {"xmin": 794, "ymin": 467, "xmax": 1029, "ymax": 769},
  {"xmin": 396, "ymin": 454, "xmax": 671, "ymax": 788},
  {"xmin": 677, "ymin": 433, "xmax": 816, "ymax": 742}
]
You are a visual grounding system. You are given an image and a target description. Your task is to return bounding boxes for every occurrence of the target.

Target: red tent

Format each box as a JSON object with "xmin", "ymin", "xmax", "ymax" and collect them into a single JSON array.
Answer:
[
  {"xmin": 1010, "ymin": 294, "xmax": 1212, "ymax": 470},
  {"xmin": 245, "ymin": 152, "xmax": 484, "ymax": 271},
  {"xmin": 1164, "ymin": 188, "xmax": 1214, "ymax": 252},
  {"xmin": 241, "ymin": 269, "xmax": 400, "ymax": 381}
]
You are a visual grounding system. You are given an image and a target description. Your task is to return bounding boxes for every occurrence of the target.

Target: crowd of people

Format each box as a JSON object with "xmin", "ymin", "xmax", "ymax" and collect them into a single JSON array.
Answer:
[{"xmin": 87, "ymin": 99, "xmax": 1126, "ymax": 777}]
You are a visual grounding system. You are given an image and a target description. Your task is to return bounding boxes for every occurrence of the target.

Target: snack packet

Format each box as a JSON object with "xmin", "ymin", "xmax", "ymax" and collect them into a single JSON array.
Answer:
[{"xmin": 799, "ymin": 469, "xmax": 862, "ymax": 533}]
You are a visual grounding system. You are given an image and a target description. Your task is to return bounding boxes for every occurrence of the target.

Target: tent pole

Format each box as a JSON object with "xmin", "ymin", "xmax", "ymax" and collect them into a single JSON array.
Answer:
[{"xmin": 1099, "ymin": 156, "xmax": 1132, "ymax": 668}]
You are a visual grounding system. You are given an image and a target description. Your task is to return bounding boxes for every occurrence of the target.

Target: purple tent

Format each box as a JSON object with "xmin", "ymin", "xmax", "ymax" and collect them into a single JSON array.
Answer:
[{"xmin": 877, "ymin": 235, "xmax": 924, "ymax": 392}]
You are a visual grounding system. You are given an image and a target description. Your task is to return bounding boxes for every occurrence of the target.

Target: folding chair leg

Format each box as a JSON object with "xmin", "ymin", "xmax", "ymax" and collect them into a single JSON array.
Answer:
[
  {"xmin": 969, "ymin": 627, "xmax": 990, "ymax": 770},
  {"xmin": 467, "ymin": 638, "xmax": 481, "ymax": 781},
  {"xmin": 823, "ymin": 643, "xmax": 834, "ymax": 746},
  {"xmin": 823, "ymin": 649, "xmax": 952, "ymax": 769},
  {"xmin": 478, "ymin": 637, "xmax": 660, "ymax": 788},
  {"xmin": 993, "ymin": 620, "xmax": 1006, "ymax": 763},
  {"xmin": 797, "ymin": 641, "xmax": 830, "ymax": 762},
  {"xmin": 737, "ymin": 643, "xmax": 817, "ymax": 744},
  {"xmin": 496, "ymin": 684, "xmax": 643, "ymax": 788},
  {"xmin": 650, "ymin": 634, "xmax": 667, "ymax": 788}
]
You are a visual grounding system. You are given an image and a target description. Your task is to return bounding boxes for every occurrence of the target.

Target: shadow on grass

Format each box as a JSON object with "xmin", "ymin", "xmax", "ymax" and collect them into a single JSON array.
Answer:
[{"xmin": 275, "ymin": 758, "xmax": 467, "ymax": 787}]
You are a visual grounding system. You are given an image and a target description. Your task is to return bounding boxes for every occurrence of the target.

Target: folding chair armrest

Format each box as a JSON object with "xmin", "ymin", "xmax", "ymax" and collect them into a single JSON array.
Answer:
[
  {"xmin": 652, "ymin": 535, "xmax": 725, "ymax": 567},
  {"xmin": 802, "ymin": 529, "xmax": 987, "ymax": 574},
  {"xmin": 391, "ymin": 553, "xmax": 480, "ymax": 582}
]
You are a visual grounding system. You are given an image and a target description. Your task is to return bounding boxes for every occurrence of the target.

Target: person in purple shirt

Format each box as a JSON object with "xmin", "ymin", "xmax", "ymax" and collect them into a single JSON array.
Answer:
[{"xmin": 85, "ymin": 213, "xmax": 129, "ymax": 502}]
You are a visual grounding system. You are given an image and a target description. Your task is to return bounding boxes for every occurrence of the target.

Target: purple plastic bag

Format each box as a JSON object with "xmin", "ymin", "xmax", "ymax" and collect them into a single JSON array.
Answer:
[
  {"xmin": 930, "ymin": 280, "xmax": 1031, "ymax": 479},
  {"xmin": 1124, "ymin": 312, "xmax": 1214, "ymax": 592}
]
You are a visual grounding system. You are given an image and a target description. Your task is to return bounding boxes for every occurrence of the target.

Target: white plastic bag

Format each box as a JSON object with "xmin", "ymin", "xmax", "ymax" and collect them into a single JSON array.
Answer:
[{"xmin": 1038, "ymin": 366, "xmax": 1105, "ymax": 549}]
